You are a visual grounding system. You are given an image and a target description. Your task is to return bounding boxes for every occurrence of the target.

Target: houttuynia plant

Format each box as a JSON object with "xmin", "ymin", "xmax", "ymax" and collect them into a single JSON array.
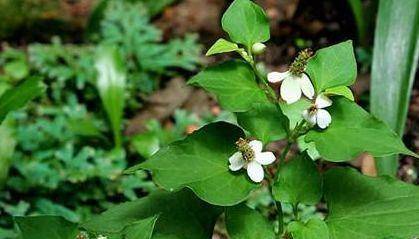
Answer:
[{"xmin": 14, "ymin": 0, "xmax": 419, "ymax": 238}]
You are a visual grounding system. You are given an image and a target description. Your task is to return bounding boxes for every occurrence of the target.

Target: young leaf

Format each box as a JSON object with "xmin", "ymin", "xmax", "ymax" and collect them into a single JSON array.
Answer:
[
  {"xmin": 305, "ymin": 97, "xmax": 416, "ymax": 162},
  {"xmin": 95, "ymin": 45, "xmax": 126, "ymax": 148},
  {"xmin": 0, "ymin": 77, "xmax": 45, "ymax": 123},
  {"xmin": 324, "ymin": 86, "xmax": 354, "ymax": 101},
  {"xmin": 288, "ymin": 218, "xmax": 329, "ymax": 239},
  {"xmin": 133, "ymin": 122, "xmax": 258, "ymax": 206},
  {"xmin": 206, "ymin": 38, "xmax": 240, "ymax": 56},
  {"xmin": 82, "ymin": 189, "xmax": 221, "ymax": 239},
  {"xmin": 15, "ymin": 216, "xmax": 79, "ymax": 239},
  {"xmin": 221, "ymin": 0, "xmax": 270, "ymax": 48},
  {"xmin": 273, "ymin": 153, "xmax": 322, "ymax": 205},
  {"xmin": 370, "ymin": 0, "xmax": 419, "ymax": 176},
  {"xmin": 236, "ymin": 103, "xmax": 289, "ymax": 145},
  {"xmin": 188, "ymin": 60, "xmax": 269, "ymax": 112},
  {"xmin": 325, "ymin": 168, "xmax": 419, "ymax": 238},
  {"xmin": 306, "ymin": 41, "xmax": 357, "ymax": 93},
  {"xmin": 226, "ymin": 204, "xmax": 276, "ymax": 239}
]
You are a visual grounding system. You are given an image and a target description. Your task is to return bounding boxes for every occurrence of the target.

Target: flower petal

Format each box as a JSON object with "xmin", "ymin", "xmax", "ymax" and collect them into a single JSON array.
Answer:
[
  {"xmin": 302, "ymin": 109, "xmax": 317, "ymax": 125},
  {"xmin": 315, "ymin": 94, "xmax": 332, "ymax": 108},
  {"xmin": 297, "ymin": 73, "xmax": 315, "ymax": 99},
  {"xmin": 228, "ymin": 152, "xmax": 245, "ymax": 171},
  {"xmin": 280, "ymin": 77, "xmax": 302, "ymax": 104},
  {"xmin": 249, "ymin": 140, "xmax": 263, "ymax": 153},
  {"xmin": 247, "ymin": 161, "xmax": 264, "ymax": 183},
  {"xmin": 316, "ymin": 109, "xmax": 332, "ymax": 129},
  {"xmin": 255, "ymin": 152, "xmax": 276, "ymax": 165},
  {"xmin": 267, "ymin": 71, "xmax": 289, "ymax": 83}
]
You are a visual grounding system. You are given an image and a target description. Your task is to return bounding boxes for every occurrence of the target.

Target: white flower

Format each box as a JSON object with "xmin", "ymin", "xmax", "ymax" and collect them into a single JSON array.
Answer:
[
  {"xmin": 302, "ymin": 94, "xmax": 333, "ymax": 129},
  {"xmin": 97, "ymin": 236, "xmax": 107, "ymax": 239},
  {"xmin": 228, "ymin": 140, "xmax": 276, "ymax": 183},
  {"xmin": 267, "ymin": 71, "xmax": 314, "ymax": 104}
]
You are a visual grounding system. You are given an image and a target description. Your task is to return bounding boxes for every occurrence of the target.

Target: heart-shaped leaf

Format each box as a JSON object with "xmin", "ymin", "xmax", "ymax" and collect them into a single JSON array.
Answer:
[
  {"xmin": 273, "ymin": 153, "xmax": 322, "ymax": 205},
  {"xmin": 305, "ymin": 97, "xmax": 416, "ymax": 162},
  {"xmin": 82, "ymin": 189, "xmax": 221, "ymax": 239},
  {"xmin": 189, "ymin": 60, "xmax": 269, "ymax": 112},
  {"xmin": 221, "ymin": 0, "xmax": 270, "ymax": 48},
  {"xmin": 134, "ymin": 121, "xmax": 259, "ymax": 206},
  {"xmin": 306, "ymin": 41, "xmax": 357, "ymax": 93},
  {"xmin": 325, "ymin": 168, "xmax": 419, "ymax": 238}
]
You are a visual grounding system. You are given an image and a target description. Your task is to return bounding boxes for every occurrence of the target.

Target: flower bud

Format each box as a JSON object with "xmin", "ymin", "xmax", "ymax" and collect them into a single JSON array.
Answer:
[{"xmin": 251, "ymin": 43, "xmax": 266, "ymax": 55}]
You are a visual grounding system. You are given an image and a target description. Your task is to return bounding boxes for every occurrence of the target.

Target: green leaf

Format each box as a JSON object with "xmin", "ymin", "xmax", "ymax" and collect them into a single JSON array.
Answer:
[
  {"xmin": 221, "ymin": 0, "xmax": 270, "ymax": 47},
  {"xmin": 4, "ymin": 60, "xmax": 29, "ymax": 81},
  {"xmin": 95, "ymin": 45, "xmax": 126, "ymax": 147},
  {"xmin": 279, "ymin": 99, "xmax": 311, "ymax": 130},
  {"xmin": 15, "ymin": 216, "xmax": 78, "ymax": 239},
  {"xmin": 324, "ymin": 86, "xmax": 354, "ymax": 101},
  {"xmin": 236, "ymin": 103, "xmax": 288, "ymax": 145},
  {"xmin": 0, "ymin": 119, "xmax": 16, "ymax": 188},
  {"xmin": 306, "ymin": 41, "xmax": 357, "ymax": 93},
  {"xmin": 370, "ymin": 0, "xmax": 419, "ymax": 176},
  {"xmin": 325, "ymin": 168, "xmax": 419, "ymax": 238},
  {"xmin": 288, "ymin": 218, "xmax": 329, "ymax": 239},
  {"xmin": 273, "ymin": 153, "xmax": 322, "ymax": 205},
  {"xmin": 123, "ymin": 216, "xmax": 159, "ymax": 239},
  {"xmin": 136, "ymin": 122, "xmax": 258, "ymax": 206},
  {"xmin": 206, "ymin": 38, "xmax": 240, "ymax": 56},
  {"xmin": 82, "ymin": 189, "xmax": 221, "ymax": 239},
  {"xmin": 188, "ymin": 60, "xmax": 269, "ymax": 112},
  {"xmin": 0, "ymin": 77, "xmax": 45, "ymax": 123},
  {"xmin": 226, "ymin": 204, "xmax": 276, "ymax": 239},
  {"xmin": 346, "ymin": 0, "xmax": 367, "ymax": 45},
  {"xmin": 305, "ymin": 97, "xmax": 416, "ymax": 162}
]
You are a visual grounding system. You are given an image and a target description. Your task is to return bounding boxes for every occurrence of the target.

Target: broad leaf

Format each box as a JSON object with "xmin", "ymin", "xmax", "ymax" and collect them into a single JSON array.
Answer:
[
  {"xmin": 306, "ymin": 41, "xmax": 357, "ymax": 93},
  {"xmin": 221, "ymin": 0, "xmax": 270, "ymax": 47},
  {"xmin": 288, "ymin": 218, "xmax": 329, "ymax": 239},
  {"xmin": 206, "ymin": 38, "xmax": 240, "ymax": 56},
  {"xmin": 226, "ymin": 204, "xmax": 276, "ymax": 239},
  {"xmin": 0, "ymin": 77, "xmax": 45, "ymax": 123},
  {"xmin": 134, "ymin": 122, "xmax": 258, "ymax": 206},
  {"xmin": 15, "ymin": 216, "xmax": 78, "ymax": 239},
  {"xmin": 370, "ymin": 0, "xmax": 419, "ymax": 176},
  {"xmin": 95, "ymin": 45, "xmax": 126, "ymax": 147},
  {"xmin": 188, "ymin": 60, "xmax": 269, "ymax": 112},
  {"xmin": 82, "ymin": 189, "xmax": 221, "ymax": 239},
  {"xmin": 273, "ymin": 153, "xmax": 322, "ymax": 205},
  {"xmin": 305, "ymin": 97, "xmax": 416, "ymax": 162},
  {"xmin": 325, "ymin": 168, "xmax": 419, "ymax": 238},
  {"xmin": 324, "ymin": 86, "xmax": 354, "ymax": 101},
  {"xmin": 236, "ymin": 103, "xmax": 288, "ymax": 145}
]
